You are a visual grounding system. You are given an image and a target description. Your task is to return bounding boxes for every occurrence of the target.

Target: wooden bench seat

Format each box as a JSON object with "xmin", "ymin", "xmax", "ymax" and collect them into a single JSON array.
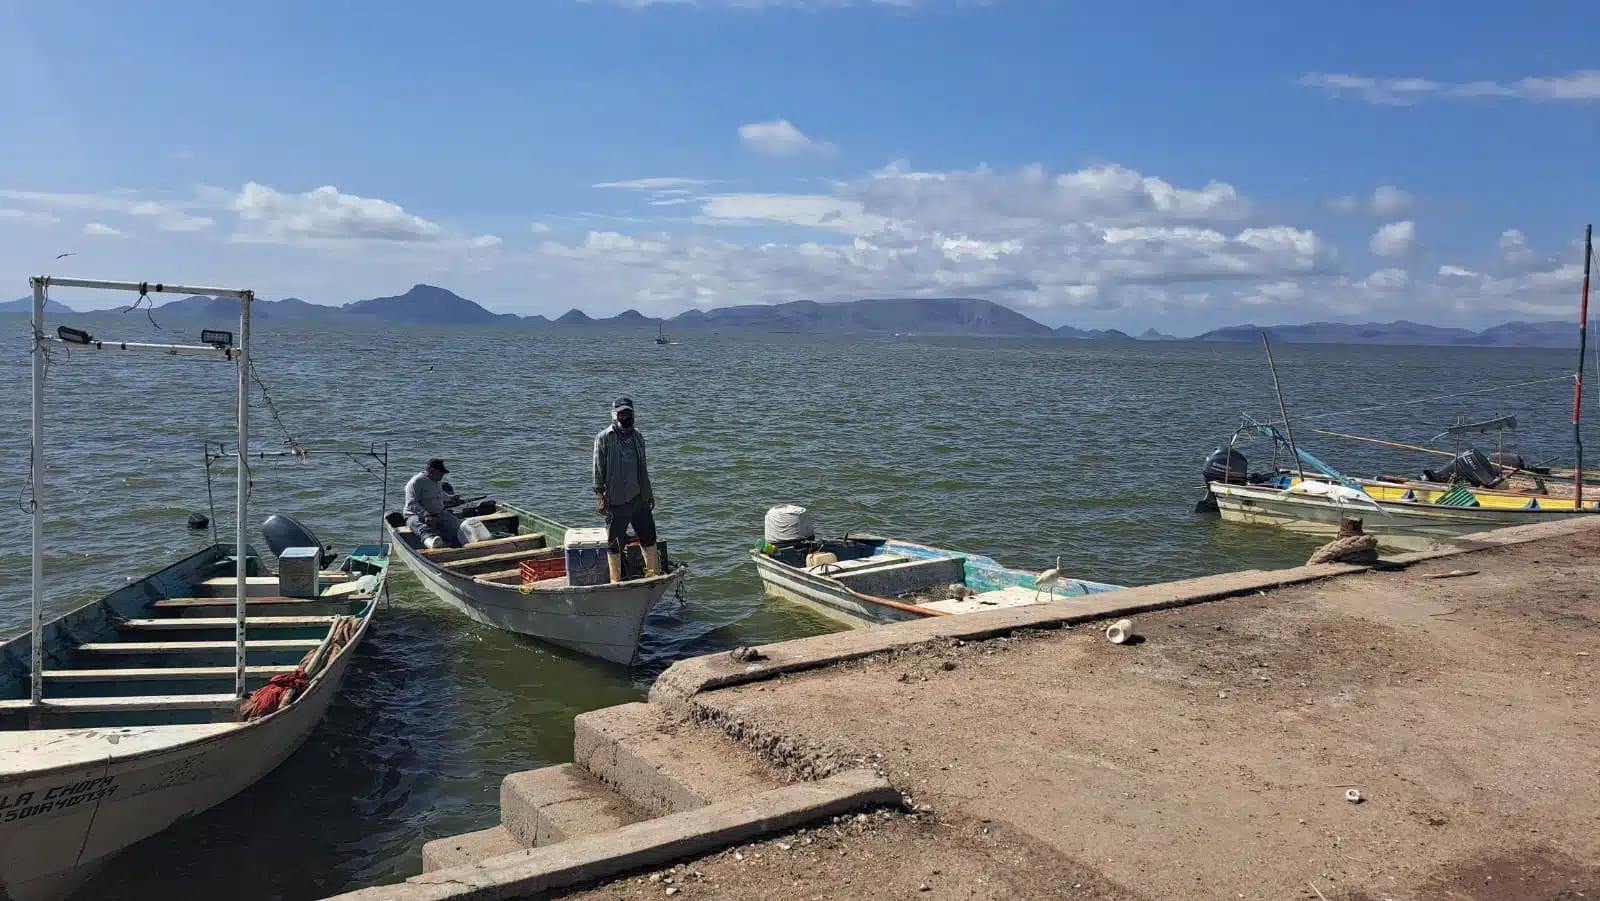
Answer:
[
  {"xmin": 439, "ymin": 545, "xmax": 562, "ymax": 576},
  {"xmin": 42, "ymin": 665, "xmax": 300, "ymax": 683},
  {"xmin": 152, "ymin": 596, "xmax": 347, "ymax": 609},
  {"xmin": 120, "ymin": 616, "xmax": 338, "ymax": 631},
  {"xmin": 77, "ymin": 639, "xmax": 322, "ymax": 654},
  {"xmin": 0, "ymin": 694, "xmax": 240, "ymax": 713},
  {"xmin": 420, "ymin": 531, "xmax": 548, "ymax": 562}
]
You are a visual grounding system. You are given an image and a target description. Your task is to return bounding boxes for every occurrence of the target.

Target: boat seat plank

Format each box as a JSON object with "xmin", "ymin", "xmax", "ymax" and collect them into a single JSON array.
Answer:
[
  {"xmin": 152, "ymin": 596, "xmax": 350, "ymax": 609},
  {"xmin": 0, "ymin": 694, "xmax": 240, "ymax": 713},
  {"xmin": 439, "ymin": 545, "xmax": 562, "ymax": 571},
  {"xmin": 77, "ymin": 639, "xmax": 322, "ymax": 654},
  {"xmin": 42, "ymin": 665, "xmax": 300, "ymax": 682},
  {"xmin": 120, "ymin": 616, "xmax": 337, "ymax": 630},
  {"xmin": 420, "ymin": 532, "xmax": 548, "ymax": 561}
]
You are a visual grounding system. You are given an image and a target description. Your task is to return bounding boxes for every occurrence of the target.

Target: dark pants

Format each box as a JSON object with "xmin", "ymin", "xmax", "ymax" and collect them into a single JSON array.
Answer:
[{"xmin": 605, "ymin": 497, "xmax": 657, "ymax": 553}]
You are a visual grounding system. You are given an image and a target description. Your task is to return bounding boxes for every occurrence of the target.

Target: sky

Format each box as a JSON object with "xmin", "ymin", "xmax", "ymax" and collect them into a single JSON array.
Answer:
[{"xmin": 1, "ymin": 0, "xmax": 1597, "ymax": 333}]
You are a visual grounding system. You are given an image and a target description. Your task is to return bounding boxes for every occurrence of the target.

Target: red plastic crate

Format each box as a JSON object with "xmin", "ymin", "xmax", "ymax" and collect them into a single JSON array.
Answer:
[{"xmin": 520, "ymin": 557, "xmax": 567, "ymax": 584}]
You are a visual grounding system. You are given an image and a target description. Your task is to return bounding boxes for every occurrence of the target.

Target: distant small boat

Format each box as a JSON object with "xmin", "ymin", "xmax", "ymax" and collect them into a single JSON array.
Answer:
[
  {"xmin": 385, "ymin": 501, "xmax": 684, "ymax": 664},
  {"xmin": 655, "ymin": 324, "xmax": 670, "ymax": 345},
  {"xmin": 751, "ymin": 522, "xmax": 1121, "ymax": 628}
]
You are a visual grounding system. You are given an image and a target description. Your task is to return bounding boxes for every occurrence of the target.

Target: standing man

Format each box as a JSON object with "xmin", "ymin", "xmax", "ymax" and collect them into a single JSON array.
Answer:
[
  {"xmin": 593, "ymin": 397, "xmax": 659, "ymax": 583},
  {"xmin": 405, "ymin": 458, "xmax": 463, "ymax": 549}
]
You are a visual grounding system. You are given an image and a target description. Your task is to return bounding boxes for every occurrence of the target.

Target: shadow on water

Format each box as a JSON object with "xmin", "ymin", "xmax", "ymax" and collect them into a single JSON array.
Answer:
[{"xmin": 3, "ymin": 317, "xmax": 1593, "ymax": 898}]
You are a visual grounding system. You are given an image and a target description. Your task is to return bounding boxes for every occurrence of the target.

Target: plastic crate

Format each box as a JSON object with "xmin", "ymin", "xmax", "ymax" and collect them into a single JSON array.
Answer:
[{"xmin": 519, "ymin": 556, "xmax": 567, "ymax": 584}]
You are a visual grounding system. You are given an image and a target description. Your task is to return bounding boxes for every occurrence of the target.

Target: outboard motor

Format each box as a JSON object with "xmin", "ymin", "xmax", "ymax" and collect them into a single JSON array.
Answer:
[
  {"xmin": 1201, "ymin": 446, "xmax": 1249, "ymax": 486},
  {"xmin": 1421, "ymin": 448, "xmax": 1499, "ymax": 488},
  {"xmin": 763, "ymin": 504, "xmax": 816, "ymax": 550},
  {"xmin": 260, "ymin": 514, "xmax": 336, "ymax": 567},
  {"xmin": 1488, "ymin": 451, "xmax": 1526, "ymax": 472}
]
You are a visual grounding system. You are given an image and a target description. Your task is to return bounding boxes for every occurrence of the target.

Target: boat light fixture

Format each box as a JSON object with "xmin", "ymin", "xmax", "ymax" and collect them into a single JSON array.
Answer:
[
  {"xmin": 201, "ymin": 329, "xmax": 234, "ymax": 347},
  {"xmin": 56, "ymin": 325, "xmax": 92, "ymax": 345}
]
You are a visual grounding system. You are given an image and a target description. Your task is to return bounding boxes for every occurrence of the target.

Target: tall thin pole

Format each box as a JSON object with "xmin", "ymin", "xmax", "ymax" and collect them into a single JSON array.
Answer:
[
  {"xmin": 1574, "ymin": 225, "xmax": 1593, "ymax": 509},
  {"xmin": 234, "ymin": 292, "xmax": 252, "ymax": 700},
  {"xmin": 1262, "ymin": 333, "xmax": 1308, "ymax": 485},
  {"xmin": 29, "ymin": 279, "xmax": 46, "ymax": 706}
]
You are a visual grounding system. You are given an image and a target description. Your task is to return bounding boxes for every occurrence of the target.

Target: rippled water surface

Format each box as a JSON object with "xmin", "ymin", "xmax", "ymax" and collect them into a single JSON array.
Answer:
[{"xmin": 0, "ymin": 312, "xmax": 1592, "ymax": 899}]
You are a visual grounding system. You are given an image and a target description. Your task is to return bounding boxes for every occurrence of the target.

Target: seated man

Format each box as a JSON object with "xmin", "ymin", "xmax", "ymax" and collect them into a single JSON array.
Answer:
[{"xmin": 404, "ymin": 458, "xmax": 463, "ymax": 549}]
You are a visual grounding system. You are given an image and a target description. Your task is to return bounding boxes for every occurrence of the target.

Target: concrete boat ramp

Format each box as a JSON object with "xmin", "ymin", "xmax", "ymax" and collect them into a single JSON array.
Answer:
[{"xmin": 328, "ymin": 518, "xmax": 1599, "ymax": 900}]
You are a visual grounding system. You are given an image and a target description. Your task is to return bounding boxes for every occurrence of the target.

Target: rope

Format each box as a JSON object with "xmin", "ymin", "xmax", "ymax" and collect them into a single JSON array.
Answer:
[
  {"xmin": 246, "ymin": 357, "xmax": 306, "ymax": 458},
  {"xmin": 1307, "ymin": 533, "xmax": 1379, "ymax": 565}
]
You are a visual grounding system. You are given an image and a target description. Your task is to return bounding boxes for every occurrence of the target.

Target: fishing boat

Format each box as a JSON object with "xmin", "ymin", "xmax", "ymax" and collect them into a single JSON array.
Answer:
[
  {"xmin": 1, "ymin": 276, "xmax": 388, "ymax": 901},
  {"xmin": 655, "ymin": 324, "xmax": 670, "ymax": 345},
  {"xmin": 384, "ymin": 501, "xmax": 684, "ymax": 664},
  {"xmin": 1201, "ymin": 417, "xmax": 1600, "ymax": 550},
  {"xmin": 750, "ymin": 506, "xmax": 1122, "ymax": 628},
  {"xmin": 0, "ymin": 540, "xmax": 387, "ymax": 901}
]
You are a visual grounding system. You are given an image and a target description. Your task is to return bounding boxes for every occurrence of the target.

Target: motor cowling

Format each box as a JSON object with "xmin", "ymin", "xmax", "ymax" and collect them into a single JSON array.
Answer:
[
  {"xmin": 260, "ymin": 514, "xmax": 335, "ymax": 567},
  {"xmin": 1422, "ymin": 448, "xmax": 1499, "ymax": 488},
  {"xmin": 764, "ymin": 504, "xmax": 816, "ymax": 549},
  {"xmin": 1201, "ymin": 447, "xmax": 1249, "ymax": 485}
]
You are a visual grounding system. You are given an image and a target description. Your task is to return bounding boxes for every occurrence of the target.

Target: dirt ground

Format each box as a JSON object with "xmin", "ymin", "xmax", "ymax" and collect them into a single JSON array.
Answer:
[{"xmin": 564, "ymin": 533, "xmax": 1600, "ymax": 901}]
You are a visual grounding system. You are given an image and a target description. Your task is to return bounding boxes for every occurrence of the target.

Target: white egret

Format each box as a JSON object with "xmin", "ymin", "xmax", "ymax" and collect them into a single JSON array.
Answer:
[{"xmin": 1034, "ymin": 556, "xmax": 1063, "ymax": 601}]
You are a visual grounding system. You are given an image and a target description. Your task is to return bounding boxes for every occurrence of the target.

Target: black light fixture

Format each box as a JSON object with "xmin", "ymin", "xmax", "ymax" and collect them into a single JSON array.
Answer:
[
  {"xmin": 201, "ymin": 329, "xmax": 234, "ymax": 347},
  {"xmin": 56, "ymin": 325, "xmax": 92, "ymax": 345}
]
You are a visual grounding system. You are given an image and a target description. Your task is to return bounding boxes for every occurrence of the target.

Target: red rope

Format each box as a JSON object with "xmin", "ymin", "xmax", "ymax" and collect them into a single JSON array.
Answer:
[{"xmin": 240, "ymin": 669, "xmax": 309, "ymax": 720}]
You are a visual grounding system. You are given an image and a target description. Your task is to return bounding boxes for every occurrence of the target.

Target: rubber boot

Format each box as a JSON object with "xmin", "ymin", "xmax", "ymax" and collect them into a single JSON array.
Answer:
[
  {"xmin": 607, "ymin": 552, "xmax": 623, "ymax": 584},
  {"xmin": 643, "ymin": 545, "xmax": 660, "ymax": 578}
]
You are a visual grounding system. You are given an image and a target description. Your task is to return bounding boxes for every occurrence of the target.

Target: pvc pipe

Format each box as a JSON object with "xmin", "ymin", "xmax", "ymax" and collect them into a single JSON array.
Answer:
[
  {"xmin": 234, "ymin": 292, "xmax": 252, "ymax": 700},
  {"xmin": 1106, "ymin": 618, "xmax": 1134, "ymax": 645},
  {"xmin": 29, "ymin": 280, "xmax": 45, "ymax": 706}
]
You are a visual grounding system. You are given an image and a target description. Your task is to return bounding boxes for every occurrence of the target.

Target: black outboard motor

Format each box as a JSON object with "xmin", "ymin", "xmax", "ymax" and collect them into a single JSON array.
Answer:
[
  {"xmin": 260, "ymin": 514, "xmax": 336, "ymax": 567},
  {"xmin": 1421, "ymin": 448, "xmax": 1500, "ymax": 488},
  {"xmin": 1488, "ymin": 451, "xmax": 1526, "ymax": 472},
  {"xmin": 1201, "ymin": 446, "xmax": 1249, "ymax": 486}
]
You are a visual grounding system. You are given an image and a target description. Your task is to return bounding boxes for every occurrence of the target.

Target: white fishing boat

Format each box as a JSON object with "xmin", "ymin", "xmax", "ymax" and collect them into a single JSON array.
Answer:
[
  {"xmin": 750, "ymin": 506, "xmax": 1122, "ymax": 628},
  {"xmin": 0, "ymin": 276, "xmax": 388, "ymax": 901},
  {"xmin": 385, "ymin": 501, "xmax": 683, "ymax": 664}
]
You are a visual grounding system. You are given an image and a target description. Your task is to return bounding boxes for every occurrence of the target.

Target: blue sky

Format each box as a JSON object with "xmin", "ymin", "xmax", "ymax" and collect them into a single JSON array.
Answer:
[{"xmin": 2, "ymin": 0, "xmax": 1596, "ymax": 333}]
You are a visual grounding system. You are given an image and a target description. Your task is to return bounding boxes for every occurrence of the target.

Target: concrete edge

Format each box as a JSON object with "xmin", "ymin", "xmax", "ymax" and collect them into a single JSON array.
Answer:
[
  {"xmin": 321, "ymin": 769, "xmax": 899, "ymax": 901},
  {"xmin": 650, "ymin": 515, "xmax": 1600, "ymax": 704}
]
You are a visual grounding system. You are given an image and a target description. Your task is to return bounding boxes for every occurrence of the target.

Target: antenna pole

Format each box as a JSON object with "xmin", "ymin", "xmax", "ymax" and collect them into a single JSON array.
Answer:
[
  {"xmin": 234, "ymin": 292, "xmax": 252, "ymax": 700},
  {"xmin": 1263, "ymin": 333, "xmax": 1308, "ymax": 485},
  {"xmin": 28, "ymin": 279, "xmax": 46, "ymax": 707},
  {"xmin": 1574, "ymin": 225, "xmax": 1593, "ymax": 509}
]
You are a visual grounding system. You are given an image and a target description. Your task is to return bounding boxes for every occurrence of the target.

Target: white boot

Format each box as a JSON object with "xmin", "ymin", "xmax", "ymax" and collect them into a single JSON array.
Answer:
[{"xmin": 424, "ymin": 535, "xmax": 445, "ymax": 550}]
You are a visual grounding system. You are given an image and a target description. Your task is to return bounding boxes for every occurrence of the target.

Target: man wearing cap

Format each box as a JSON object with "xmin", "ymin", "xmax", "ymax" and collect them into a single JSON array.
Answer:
[
  {"xmin": 405, "ymin": 458, "xmax": 464, "ymax": 550},
  {"xmin": 593, "ymin": 397, "xmax": 659, "ymax": 583}
]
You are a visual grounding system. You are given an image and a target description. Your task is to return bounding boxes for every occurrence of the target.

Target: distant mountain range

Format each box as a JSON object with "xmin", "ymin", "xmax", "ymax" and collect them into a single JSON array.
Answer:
[{"xmin": 4, "ymin": 285, "xmax": 1591, "ymax": 348}]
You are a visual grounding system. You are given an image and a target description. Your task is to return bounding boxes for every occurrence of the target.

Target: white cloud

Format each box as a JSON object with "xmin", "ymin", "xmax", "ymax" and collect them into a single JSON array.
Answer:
[
  {"xmin": 1368, "ymin": 185, "xmax": 1413, "ymax": 216},
  {"xmin": 531, "ymin": 222, "xmax": 552, "ymax": 233},
  {"xmin": 1438, "ymin": 264, "xmax": 1478, "ymax": 278},
  {"xmin": 1370, "ymin": 220, "xmax": 1417, "ymax": 258},
  {"xmin": 130, "ymin": 201, "xmax": 213, "ymax": 233},
  {"xmin": 738, "ymin": 120, "xmax": 837, "ymax": 158},
  {"xmin": 0, "ymin": 208, "xmax": 60, "ymax": 225},
  {"xmin": 83, "ymin": 222, "xmax": 123, "ymax": 237},
  {"xmin": 1301, "ymin": 70, "xmax": 1600, "ymax": 105},
  {"xmin": 593, "ymin": 178, "xmax": 712, "ymax": 190},
  {"xmin": 695, "ymin": 193, "xmax": 888, "ymax": 233},
  {"xmin": 226, "ymin": 182, "xmax": 497, "ymax": 248},
  {"xmin": 1328, "ymin": 185, "xmax": 1413, "ymax": 216}
]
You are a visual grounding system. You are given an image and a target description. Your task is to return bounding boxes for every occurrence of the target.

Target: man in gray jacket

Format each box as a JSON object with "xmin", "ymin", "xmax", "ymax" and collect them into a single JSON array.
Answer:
[
  {"xmin": 593, "ymin": 396, "xmax": 658, "ymax": 583},
  {"xmin": 405, "ymin": 458, "xmax": 463, "ymax": 549}
]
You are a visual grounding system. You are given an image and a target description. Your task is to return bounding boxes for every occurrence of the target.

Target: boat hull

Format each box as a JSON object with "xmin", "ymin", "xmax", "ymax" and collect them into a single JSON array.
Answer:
[
  {"xmin": 1209, "ymin": 481, "xmax": 1594, "ymax": 550},
  {"xmin": 751, "ymin": 551, "xmax": 922, "ymax": 628},
  {"xmin": 0, "ymin": 619, "xmax": 366, "ymax": 901},
  {"xmin": 387, "ymin": 523, "xmax": 680, "ymax": 665}
]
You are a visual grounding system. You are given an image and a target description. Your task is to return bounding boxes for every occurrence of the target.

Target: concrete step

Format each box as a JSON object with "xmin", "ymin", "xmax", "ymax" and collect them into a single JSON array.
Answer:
[
  {"xmin": 420, "ymin": 826, "xmax": 522, "ymax": 873},
  {"xmin": 501, "ymin": 763, "xmax": 646, "ymax": 847},
  {"xmin": 573, "ymin": 701, "xmax": 779, "ymax": 817}
]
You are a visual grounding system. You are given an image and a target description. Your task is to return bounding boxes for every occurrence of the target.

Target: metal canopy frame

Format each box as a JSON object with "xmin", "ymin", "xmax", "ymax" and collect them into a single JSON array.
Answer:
[{"xmin": 28, "ymin": 276, "xmax": 255, "ymax": 706}]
